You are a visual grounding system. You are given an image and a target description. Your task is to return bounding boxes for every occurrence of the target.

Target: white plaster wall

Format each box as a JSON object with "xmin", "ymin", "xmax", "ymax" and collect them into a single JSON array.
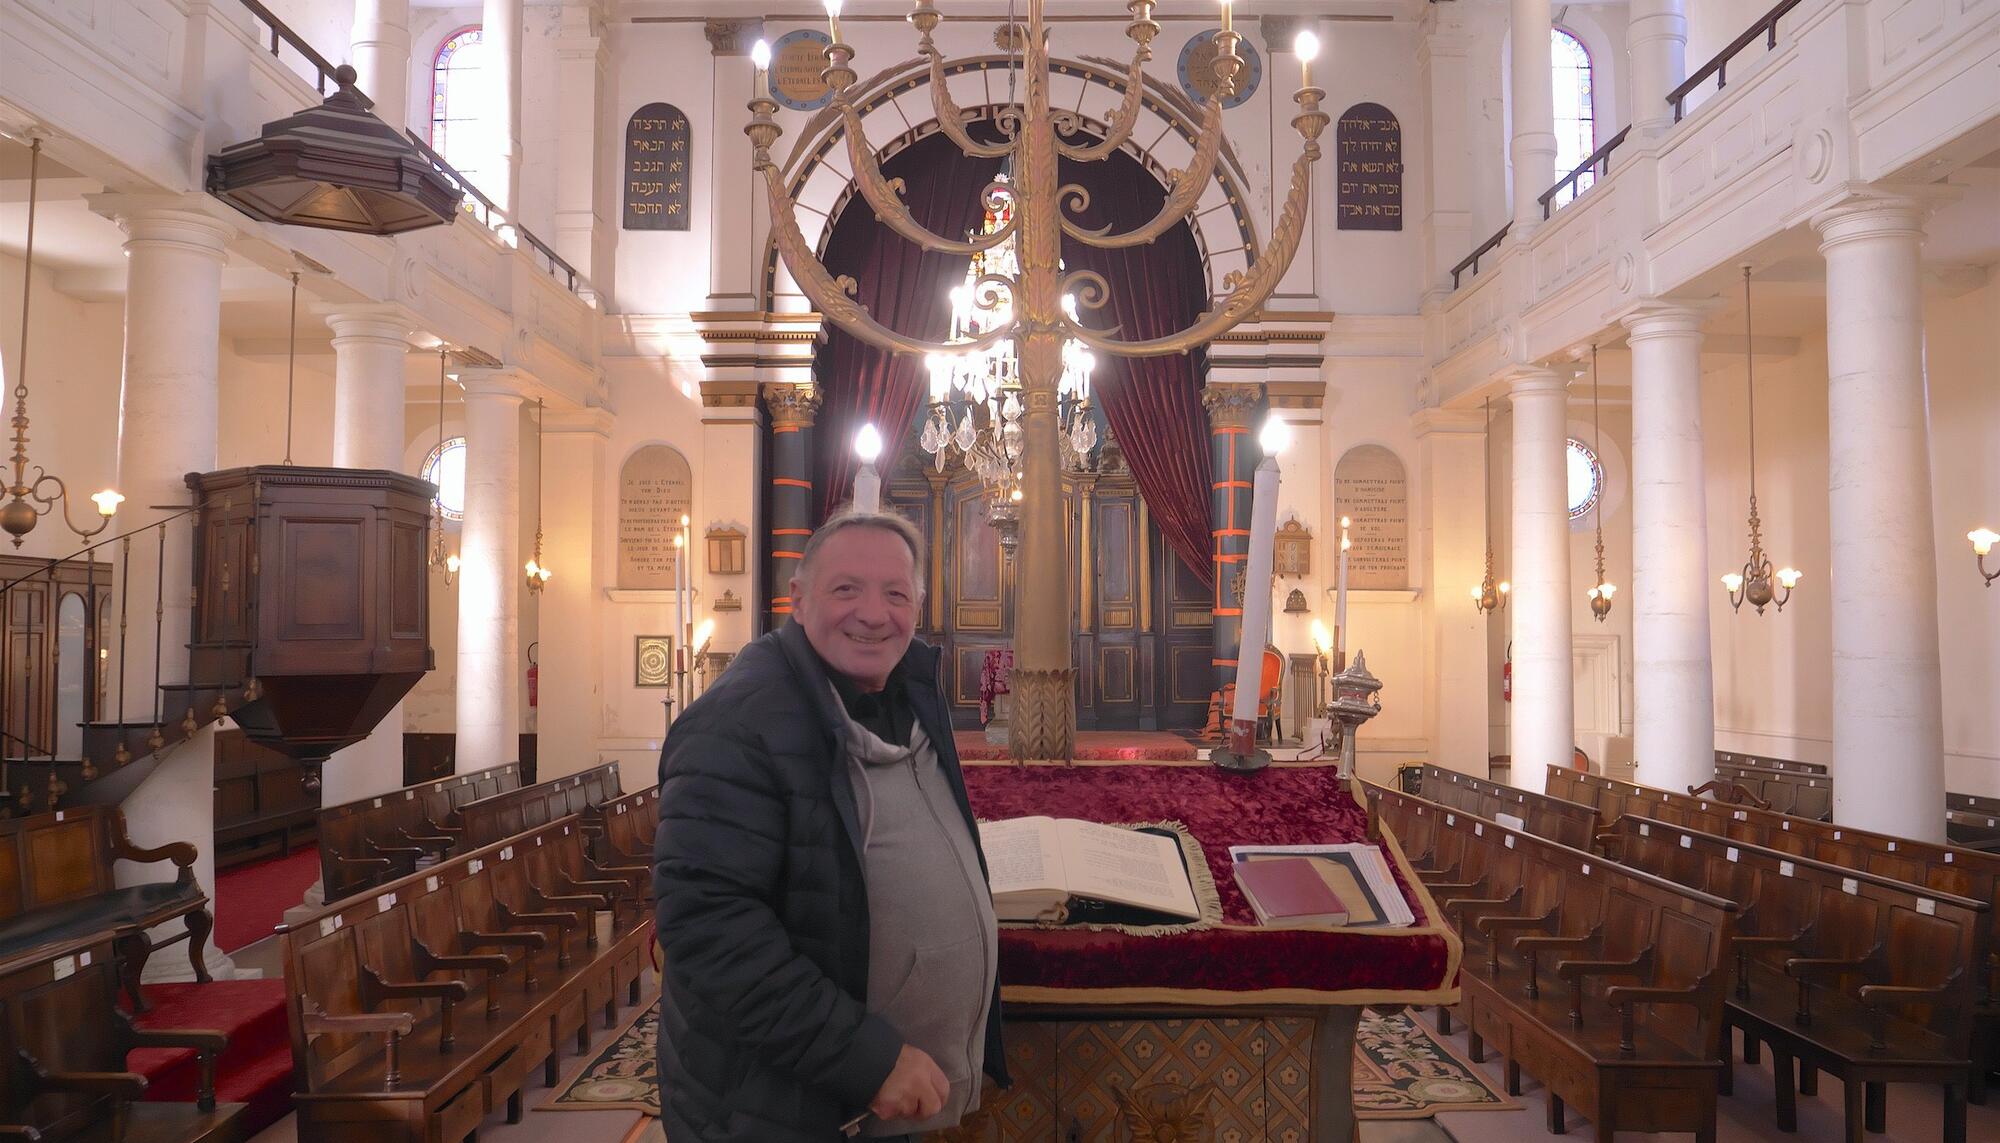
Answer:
[
  {"xmin": 0, "ymin": 251, "xmax": 124, "ymax": 562},
  {"xmin": 609, "ymin": 20, "xmax": 715, "ymax": 316},
  {"xmin": 1316, "ymin": 18, "xmax": 1428, "ymax": 315},
  {"xmin": 217, "ymin": 347, "xmax": 337, "ymax": 470}
]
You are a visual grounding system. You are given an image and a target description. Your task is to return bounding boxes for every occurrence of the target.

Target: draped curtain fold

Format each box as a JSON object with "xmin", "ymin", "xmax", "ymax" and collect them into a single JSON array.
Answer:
[
  {"xmin": 813, "ymin": 136, "xmax": 1004, "ymax": 522},
  {"xmin": 813, "ymin": 129, "xmax": 1213, "ymax": 590}
]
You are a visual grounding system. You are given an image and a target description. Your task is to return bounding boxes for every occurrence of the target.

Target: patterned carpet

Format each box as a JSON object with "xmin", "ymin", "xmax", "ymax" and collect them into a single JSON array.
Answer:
[{"xmin": 544, "ymin": 1004, "xmax": 1515, "ymax": 1122}]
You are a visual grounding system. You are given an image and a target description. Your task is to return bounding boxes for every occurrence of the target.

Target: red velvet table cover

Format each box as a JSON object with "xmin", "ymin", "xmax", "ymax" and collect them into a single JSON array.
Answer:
[{"xmin": 963, "ymin": 760, "xmax": 1462, "ymax": 1007}]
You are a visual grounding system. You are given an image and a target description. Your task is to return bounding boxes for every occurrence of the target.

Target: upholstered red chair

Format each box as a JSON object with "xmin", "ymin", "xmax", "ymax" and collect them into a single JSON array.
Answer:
[{"xmin": 1204, "ymin": 648, "xmax": 1288, "ymax": 742}]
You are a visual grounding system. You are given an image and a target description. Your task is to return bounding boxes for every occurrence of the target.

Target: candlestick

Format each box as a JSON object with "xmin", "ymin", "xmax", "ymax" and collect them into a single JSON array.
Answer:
[
  {"xmin": 1294, "ymin": 29, "xmax": 1319, "ymax": 89},
  {"xmin": 854, "ymin": 422, "xmax": 883, "ymax": 513},
  {"xmin": 1335, "ymin": 515, "xmax": 1350, "ymax": 658},
  {"xmin": 751, "ymin": 39, "xmax": 770, "ymax": 98},
  {"xmin": 1220, "ymin": 0, "xmax": 1231, "ymax": 34},
  {"xmin": 825, "ymin": 0, "xmax": 843, "ymax": 41}
]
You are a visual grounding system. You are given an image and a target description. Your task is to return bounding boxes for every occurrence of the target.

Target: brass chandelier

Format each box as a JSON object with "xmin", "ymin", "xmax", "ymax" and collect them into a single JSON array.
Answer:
[
  {"xmin": 1473, "ymin": 398, "xmax": 1509, "ymax": 613},
  {"xmin": 1584, "ymin": 344, "xmax": 1616, "ymax": 621},
  {"xmin": 748, "ymin": 0, "xmax": 1328, "ymax": 760},
  {"xmin": 1721, "ymin": 266, "xmax": 1800, "ymax": 614},
  {"xmin": 525, "ymin": 397, "xmax": 552, "ymax": 593}
]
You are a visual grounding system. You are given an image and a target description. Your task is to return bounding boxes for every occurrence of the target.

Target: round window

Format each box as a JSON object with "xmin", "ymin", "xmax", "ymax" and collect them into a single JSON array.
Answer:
[
  {"xmin": 422, "ymin": 437, "xmax": 468, "ymax": 521},
  {"xmin": 1566, "ymin": 438, "xmax": 1603, "ymax": 520}
]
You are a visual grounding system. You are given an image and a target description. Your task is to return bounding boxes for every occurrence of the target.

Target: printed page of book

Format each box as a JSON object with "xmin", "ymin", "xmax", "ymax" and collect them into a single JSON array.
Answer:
[
  {"xmin": 978, "ymin": 816, "xmax": 1070, "ymax": 922},
  {"xmin": 1056, "ymin": 819, "xmax": 1201, "ymax": 920}
]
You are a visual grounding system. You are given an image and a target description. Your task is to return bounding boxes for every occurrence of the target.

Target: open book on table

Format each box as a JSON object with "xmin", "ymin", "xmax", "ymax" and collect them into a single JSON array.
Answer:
[{"xmin": 978, "ymin": 816, "xmax": 1202, "ymax": 925}]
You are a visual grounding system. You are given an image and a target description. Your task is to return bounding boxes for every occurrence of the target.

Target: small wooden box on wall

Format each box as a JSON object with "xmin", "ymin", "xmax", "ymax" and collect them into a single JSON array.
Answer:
[{"xmin": 707, "ymin": 527, "xmax": 746, "ymax": 575}]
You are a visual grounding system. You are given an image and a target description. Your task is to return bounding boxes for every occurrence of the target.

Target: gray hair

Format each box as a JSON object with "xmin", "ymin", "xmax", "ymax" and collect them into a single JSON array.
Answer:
[{"xmin": 794, "ymin": 510, "xmax": 928, "ymax": 601}]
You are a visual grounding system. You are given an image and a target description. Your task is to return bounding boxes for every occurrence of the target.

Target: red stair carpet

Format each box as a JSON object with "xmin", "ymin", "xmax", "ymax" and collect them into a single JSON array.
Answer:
[
  {"xmin": 129, "ymin": 978, "xmax": 293, "ymax": 1136},
  {"xmin": 955, "ymin": 729, "xmax": 1199, "ymax": 761},
  {"xmin": 213, "ymin": 846, "xmax": 321, "ymax": 953}
]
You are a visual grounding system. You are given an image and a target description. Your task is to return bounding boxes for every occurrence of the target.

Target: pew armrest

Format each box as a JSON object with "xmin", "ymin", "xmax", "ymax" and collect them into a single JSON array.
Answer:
[
  {"xmin": 422, "ymin": 951, "xmax": 513, "ymax": 973},
  {"xmin": 1784, "ymin": 955, "xmax": 1875, "ymax": 981},
  {"xmin": 129, "ymin": 1027, "xmax": 228, "ymax": 1054},
  {"xmin": 113, "ymin": 830, "xmax": 199, "ymax": 872},
  {"xmin": 1480, "ymin": 914, "xmax": 1554, "ymax": 937},
  {"xmin": 327, "ymin": 853, "xmax": 393, "ymax": 872},
  {"xmin": 1514, "ymin": 933, "xmax": 1597, "ymax": 953},
  {"xmin": 32, "ymin": 1069, "xmax": 149, "ymax": 1098},
  {"xmin": 0, "ymin": 1125, "xmax": 44, "ymax": 1139},
  {"xmin": 1731, "ymin": 934, "xmax": 1800, "ymax": 949},
  {"xmin": 1605, "ymin": 984, "xmax": 1704, "ymax": 1008},
  {"xmin": 1556, "ymin": 953, "xmax": 1652, "ymax": 983},
  {"xmin": 366, "ymin": 843, "xmax": 426, "ymax": 858},
  {"xmin": 370, "ymin": 977, "xmax": 470, "ymax": 1003},
  {"xmin": 302, "ymin": 1010, "xmax": 416, "ymax": 1036},
  {"xmin": 1857, "ymin": 983, "xmax": 1956, "ymax": 1011}
]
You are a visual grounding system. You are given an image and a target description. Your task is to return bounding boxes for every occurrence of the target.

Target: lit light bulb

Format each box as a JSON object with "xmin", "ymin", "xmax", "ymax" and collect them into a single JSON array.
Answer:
[
  {"xmin": 1310, "ymin": 619, "xmax": 1332, "ymax": 655},
  {"xmin": 445, "ymin": 554, "xmax": 461, "ymax": 574},
  {"xmin": 1497, "ymin": 581, "xmax": 1510, "ymax": 595},
  {"xmin": 91, "ymin": 489, "xmax": 124, "ymax": 518},
  {"xmin": 1258, "ymin": 415, "xmax": 1290, "ymax": 456},
  {"xmin": 1970, "ymin": 528, "xmax": 1998, "ymax": 557},
  {"xmin": 751, "ymin": 39, "xmax": 771, "ymax": 71},
  {"xmin": 824, "ymin": 0, "xmax": 843, "ymax": 39},
  {"xmin": 1775, "ymin": 568, "xmax": 1801, "ymax": 589},
  {"xmin": 855, "ymin": 422, "xmax": 883, "ymax": 463},
  {"xmin": 1599, "ymin": 582, "xmax": 1617, "ymax": 598},
  {"xmin": 1471, "ymin": 585, "xmax": 1484, "ymax": 601},
  {"xmin": 694, "ymin": 619, "xmax": 715, "ymax": 651},
  {"xmin": 1721, "ymin": 572, "xmax": 1744, "ymax": 593},
  {"xmin": 1294, "ymin": 29, "xmax": 1319, "ymax": 88}
]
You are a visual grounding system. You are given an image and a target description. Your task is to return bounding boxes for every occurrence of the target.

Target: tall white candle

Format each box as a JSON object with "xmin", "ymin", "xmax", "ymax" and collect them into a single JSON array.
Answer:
[
  {"xmin": 1228, "ymin": 418, "xmax": 1287, "ymax": 755},
  {"xmin": 1336, "ymin": 515, "xmax": 1350, "ymax": 658},
  {"xmin": 853, "ymin": 423, "xmax": 883, "ymax": 513},
  {"xmin": 672, "ymin": 533, "xmax": 686, "ymax": 701}
]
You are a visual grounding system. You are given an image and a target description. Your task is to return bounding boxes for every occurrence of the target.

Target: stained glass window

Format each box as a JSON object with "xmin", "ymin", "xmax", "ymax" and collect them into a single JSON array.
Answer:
[
  {"xmin": 1550, "ymin": 28, "xmax": 1595, "ymax": 209},
  {"xmin": 430, "ymin": 27, "xmax": 486, "ymax": 184},
  {"xmin": 1567, "ymin": 438, "xmax": 1603, "ymax": 521}
]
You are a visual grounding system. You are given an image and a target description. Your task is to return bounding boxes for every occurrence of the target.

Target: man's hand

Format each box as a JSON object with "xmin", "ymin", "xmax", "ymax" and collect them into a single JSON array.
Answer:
[{"xmin": 869, "ymin": 1044, "xmax": 950, "ymax": 1122}]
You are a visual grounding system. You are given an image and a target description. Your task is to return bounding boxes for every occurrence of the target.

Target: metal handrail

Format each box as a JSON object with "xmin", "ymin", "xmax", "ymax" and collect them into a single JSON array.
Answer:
[
  {"xmin": 1539, "ymin": 125, "xmax": 1631, "ymax": 218},
  {"xmin": 1668, "ymin": 0, "xmax": 1804, "ymax": 122},
  {"xmin": 1450, "ymin": 223, "xmax": 1512, "ymax": 290},
  {"xmin": 401, "ymin": 130, "xmax": 583, "ymax": 294},
  {"xmin": 236, "ymin": 0, "xmax": 348, "ymax": 96}
]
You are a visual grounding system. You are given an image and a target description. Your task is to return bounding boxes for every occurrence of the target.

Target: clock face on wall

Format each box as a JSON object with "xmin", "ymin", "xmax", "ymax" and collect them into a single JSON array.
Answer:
[{"xmin": 1177, "ymin": 30, "xmax": 1262, "ymax": 110}]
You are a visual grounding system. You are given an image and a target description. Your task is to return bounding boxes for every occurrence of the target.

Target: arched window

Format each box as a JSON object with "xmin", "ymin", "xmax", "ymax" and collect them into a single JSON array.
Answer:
[
  {"xmin": 430, "ymin": 27, "xmax": 486, "ymax": 182},
  {"xmin": 1566, "ymin": 438, "xmax": 1603, "ymax": 521},
  {"xmin": 1551, "ymin": 28, "xmax": 1595, "ymax": 206},
  {"xmin": 422, "ymin": 437, "xmax": 468, "ymax": 521}
]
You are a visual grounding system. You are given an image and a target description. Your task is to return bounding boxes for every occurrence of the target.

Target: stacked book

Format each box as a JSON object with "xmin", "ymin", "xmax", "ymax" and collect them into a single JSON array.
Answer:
[{"xmin": 1228, "ymin": 843, "xmax": 1416, "ymax": 929}]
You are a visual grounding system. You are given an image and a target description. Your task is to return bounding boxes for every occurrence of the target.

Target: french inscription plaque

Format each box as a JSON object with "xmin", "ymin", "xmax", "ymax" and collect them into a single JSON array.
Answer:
[
  {"xmin": 1336, "ymin": 102, "xmax": 1403, "ymax": 231},
  {"xmin": 618, "ymin": 445, "xmax": 693, "ymax": 588},
  {"xmin": 769, "ymin": 29, "xmax": 833, "ymax": 112},
  {"xmin": 1334, "ymin": 445, "xmax": 1408, "ymax": 589},
  {"xmin": 624, "ymin": 103, "xmax": 691, "ymax": 230}
]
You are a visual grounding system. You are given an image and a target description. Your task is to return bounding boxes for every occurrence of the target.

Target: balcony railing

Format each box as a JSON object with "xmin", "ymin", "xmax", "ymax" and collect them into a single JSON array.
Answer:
[
  {"xmin": 232, "ymin": 0, "xmax": 587, "ymax": 297},
  {"xmin": 1539, "ymin": 125, "xmax": 1630, "ymax": 218},
  {"xmin": 1450, "ymin": 223, "xmax": 1512, "ymax": 290},
  {"xmin": 1668, "ymin": 0, "xmax": 1805, "ymax": 122}
]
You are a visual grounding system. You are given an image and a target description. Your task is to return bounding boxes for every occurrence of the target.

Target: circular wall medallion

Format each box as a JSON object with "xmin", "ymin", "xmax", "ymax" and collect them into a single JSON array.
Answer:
[
  {"xmin": 1177, "ymin": 30, "xmax": 1261, "ymax": 110},
  {"xmin": 768, "ymin": 28, "xmax": 834, "ymax": 112}
]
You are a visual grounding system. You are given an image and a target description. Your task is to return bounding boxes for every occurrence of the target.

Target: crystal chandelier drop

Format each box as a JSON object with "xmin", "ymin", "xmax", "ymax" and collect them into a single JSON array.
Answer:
[{"xmin": 920, "ymin": 173, "xmax": 1099, "ymax": 493}]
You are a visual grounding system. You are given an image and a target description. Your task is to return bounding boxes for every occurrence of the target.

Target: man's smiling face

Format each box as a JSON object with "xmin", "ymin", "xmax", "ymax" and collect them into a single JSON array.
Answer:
[{"xmin": 791, "ymin": 524, "xmax": 920, "ymax": 691}]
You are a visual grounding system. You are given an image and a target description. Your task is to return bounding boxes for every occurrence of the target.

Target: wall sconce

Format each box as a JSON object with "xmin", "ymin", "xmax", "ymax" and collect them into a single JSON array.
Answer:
[{"xmin": 1972, "ymin": 527, "xmax": 1998, "ymax": 587}]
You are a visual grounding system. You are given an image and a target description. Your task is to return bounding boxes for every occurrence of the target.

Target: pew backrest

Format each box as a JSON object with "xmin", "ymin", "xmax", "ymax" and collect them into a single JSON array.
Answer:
[
  {"xmin": 1416, "ymin": 764, "xmax": 1599, "ymax": 849},
  {"xmin": 317, "ymin": 765, "xmax": 522, "ymax": 900},
  {"xmin": 457, "ymin": 763, "xmax": 623, "ymax": 852}
]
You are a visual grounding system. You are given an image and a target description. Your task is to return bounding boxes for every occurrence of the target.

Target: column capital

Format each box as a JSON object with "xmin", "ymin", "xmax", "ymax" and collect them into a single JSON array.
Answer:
[
  {"xmin": 1618, "ymin": 299, "xmax": 1718, "ymax": 341},
  {"xmin": 1810, "ymin": 185, "xmax": 1958, "ymax": 252},
  {"xmin": 312, "ymin": 302, "xmax": 423, "ymax": 346},
  {"xmin": 704, "ymin": 18, "xmax": 764, "ymax": 56},
  {"xmin": 85, "ymin": 194, "xmax": 236, "ymax": 259},
  {"xmin": 762, "ymin": 383, "xmax": 821, "ymax": 428},
  {"xmin": 1202, "ymin": 383, "xmax": 1264, "ymax": 429},
  {"xmin": 1411, "ymin": 408, "xmax": 1488, "ymax": 438},
  {"xmin": 1499, "ymin": 365, "xmax": 1568, "ymax": 398},
  {"xmin": 544, "ymin": 407, "xmax": 616, "ymax": 437},
  {"xmin": 457, "ymin": 367, "xmax": 537, "ymax": 403}
]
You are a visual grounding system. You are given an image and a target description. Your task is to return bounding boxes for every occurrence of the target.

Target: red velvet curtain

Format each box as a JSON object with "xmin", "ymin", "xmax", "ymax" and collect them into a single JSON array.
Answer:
[
  {"xmin": 813, "ymin": 135, "xmax": 1004, "ymax": 522},
  {"xmin": 1056, "ymin": 151, "xmax": 1215, "ymax": 588}
]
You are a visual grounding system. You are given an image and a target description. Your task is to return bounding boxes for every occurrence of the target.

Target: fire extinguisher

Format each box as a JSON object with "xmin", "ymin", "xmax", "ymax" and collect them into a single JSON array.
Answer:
[
  {"xmin": 1501, "ymin": 642, "xmax": 1513, "ymax": 704},
  {"xmin": 526, "ymin": 641, "xmax": 539, "ymax": 709}
]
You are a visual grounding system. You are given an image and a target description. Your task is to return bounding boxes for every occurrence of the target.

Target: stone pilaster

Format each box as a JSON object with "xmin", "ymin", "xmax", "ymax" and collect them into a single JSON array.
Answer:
[
  {"xmin": 1203, "ymin": 384, "xmax": 1263, "ymax": 697},
  {"xmin": 763, "ymin": 384, "xmax": 820, "ymax": 627}
]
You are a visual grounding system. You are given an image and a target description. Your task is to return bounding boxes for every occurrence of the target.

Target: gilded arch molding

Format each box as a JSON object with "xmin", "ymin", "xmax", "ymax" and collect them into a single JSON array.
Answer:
[{"xmin": 759, "ymin": 53, "xmax": 1262, "ymax": 311}]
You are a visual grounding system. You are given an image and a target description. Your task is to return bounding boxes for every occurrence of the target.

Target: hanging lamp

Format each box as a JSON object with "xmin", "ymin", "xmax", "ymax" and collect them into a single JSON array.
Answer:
[
  {"xmin": 1721, "ymin": 266, "xmax": 1800, "ymax": 614},
  {"xmin": 1585, "ymin": 344, "xmax": 1616, "ymax": 621},
  {"xmin": 1473, "ymin": 397, "xmax": 1509, "ymax": 613},
  {"xmin": 426, "ymin": 346, "xmax": 460, "ymax": 585},
  {"xmin": 525, "ymin": 398, "xmax": 552, "ymax": 593}
]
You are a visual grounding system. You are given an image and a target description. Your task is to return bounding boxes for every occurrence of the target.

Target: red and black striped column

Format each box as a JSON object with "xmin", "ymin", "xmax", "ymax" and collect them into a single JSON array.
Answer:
[
  {"xmin": 763, "ymin": 384, "xmax": 821, "ymax": 627},
  {"xmin": 1203, "ymin": 384, "xmax": 1263, "ymax": 696}
]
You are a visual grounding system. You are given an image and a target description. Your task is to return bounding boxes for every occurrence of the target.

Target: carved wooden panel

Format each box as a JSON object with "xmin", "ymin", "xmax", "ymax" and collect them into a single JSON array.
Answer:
[
  {"xmin": 389, "ymin": 519, "xmax": 426, "ymax": 640},
  {"xmin": 1097, "ymin": 646, "xmax": 1136, "ymax": 705},
  {"xmin": 950, "ymin": 482, "xmax": 1006, "ymax": 632},
  {"xmin": 280, "ymin": 519, "xmax": 365, "ymax": 639},
  {"xmin": 1168, "ymin": 644, "xmax": 1215, "ymax": 708}
]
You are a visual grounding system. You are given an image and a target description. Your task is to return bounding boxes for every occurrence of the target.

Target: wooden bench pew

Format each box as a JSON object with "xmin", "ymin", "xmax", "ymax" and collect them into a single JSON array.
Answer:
[
  {"xmin": 317, "ymin": 765, "xmax": 522, "ymax": 901},
  {"xmin": 1369, "ymin": 783, "xmax": 1737, "ymax": 1143},
  {"xmin": 281, "ymin": 815, "xmax": 651, "ymax": 1143},
  {"xmin": 1710, "ymin": 763, "xmax": 1833, "ymax": 820},
  {"xmin": 1714, "ymin": 750, "xmax": 1826, "ymax": 776},
  {"xmin": 1413, "ymin": 764, "xmax": 1601, "ymax": 849},
  {"xmin": 1602, "ymin": 815, "xmax": 1984, "ymax": 1143},
  {"xmin": 0, "ymin": 931, "xmax": 239, "ymax": 1142},
  {"xmin": 0, "ymin": 807, "xmax": 213, "ymax": 1013},
  {"xmin": 455, "ymin": 763, "xmax": 622, "ymax": 853}
]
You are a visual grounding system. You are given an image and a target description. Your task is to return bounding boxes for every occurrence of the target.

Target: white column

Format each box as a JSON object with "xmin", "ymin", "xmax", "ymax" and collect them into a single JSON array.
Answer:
[
  {"xmin": 1814, "ymin": 196, "xmax": 1946, "ymax": 843},
  {"xmin": 1509, "ymin": 0, "xmax": 1556, "ymax": 237},
  {"xmin": 706, "ymin": 19, "xmax": 766, "ymax": 309},
  {"xmin": 536, "ymin": 409, "xmax": 611, "ymax": 779},
  {"xmin": 318, "ymin": 306, "xmax": 416, "ymax": 806},
  {"xmin": 1506, "ymin": 367, "xmax": 1573, "ymax": 793},
  {"xmin": 1415, "ymin": 411, "xmax": 1491, "ymax": 774},
  {"xmin": 456, "ymin": 370, "xmax": 528, "ymax": 774},
  {"xmin": 1626, "ymin": 0, "xmax": 1688, "ymax": 138},
  {"xmin": 480, "ymin": 0, "xmax": 523, "ymax": 214},
  {"xmin": 555, "ymin": 2, "xmax": 611, "ymax": 285},
  {"xmin": 1623, "ymin": 305, "xmax": 1714, "ymax": 792},
  {"xmin": 350, "ymin": 0, "xmax": 412, "ymax": 132},
  {"xmin": 93, "ymin": 198, "xmax": 235, "ymax": 980}
]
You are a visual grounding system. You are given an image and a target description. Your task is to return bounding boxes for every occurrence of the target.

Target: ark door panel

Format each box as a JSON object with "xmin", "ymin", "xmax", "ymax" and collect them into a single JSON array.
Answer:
[
  {"xmin": 942, "ymin": 475, "xmax": 1010, "ymax": 727},
  {"xmin": 1089, "ymin": 492, "xmax": 1143, "ymax": 729},
  {"xmin": 1154, "ymin": 535, "xmax": 1215, "ymax": 730}
]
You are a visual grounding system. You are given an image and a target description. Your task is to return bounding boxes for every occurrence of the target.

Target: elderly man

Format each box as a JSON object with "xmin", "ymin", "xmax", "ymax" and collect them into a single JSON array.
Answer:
[{"xmin": 654, "ymin": 511, "xmax": 1006, "ymax": 1142}]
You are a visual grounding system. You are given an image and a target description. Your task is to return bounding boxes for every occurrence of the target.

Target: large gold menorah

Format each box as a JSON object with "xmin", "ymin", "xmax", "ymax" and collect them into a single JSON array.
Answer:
[{"xmin": 748, "ymin": 0, "xmax": 1328, "ymax": 760}]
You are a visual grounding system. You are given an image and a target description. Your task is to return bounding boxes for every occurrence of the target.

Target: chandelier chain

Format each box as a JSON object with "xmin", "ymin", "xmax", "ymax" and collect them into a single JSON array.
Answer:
[
  {"xmin": 10, "ymin": 139, "xmax": 39, "ymax": 497},
  {"xmin": 283, "ymin": 271, "xmax": 300, "ymax": 465}
]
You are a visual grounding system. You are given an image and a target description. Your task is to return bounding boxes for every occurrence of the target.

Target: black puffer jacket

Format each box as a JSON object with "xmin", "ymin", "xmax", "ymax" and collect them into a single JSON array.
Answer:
[{"xmin": 653, "ymin": 621, "xmax": 1008, "ymax": 1142}]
